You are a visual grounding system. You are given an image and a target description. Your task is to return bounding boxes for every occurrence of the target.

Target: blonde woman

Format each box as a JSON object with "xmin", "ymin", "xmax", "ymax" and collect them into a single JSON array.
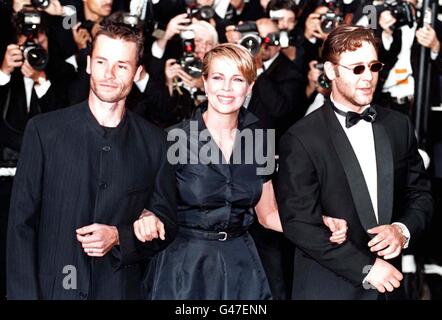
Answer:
[{"xmin": 134, "ymin": 43, "xmax": 347, "ymax": 299}]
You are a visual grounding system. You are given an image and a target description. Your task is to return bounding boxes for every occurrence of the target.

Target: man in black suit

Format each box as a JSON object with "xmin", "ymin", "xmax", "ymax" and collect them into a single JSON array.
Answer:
[
  {"xmin": 7, "ymin": 22, "xmax": 177, "ymax": 299},
  {"xmin": 277, "ymin": 25, "xmax": 432, "ymax": 300},
  {"xmin": 248, "ymin": 18, "xmax": 306, "ymax": 142}
]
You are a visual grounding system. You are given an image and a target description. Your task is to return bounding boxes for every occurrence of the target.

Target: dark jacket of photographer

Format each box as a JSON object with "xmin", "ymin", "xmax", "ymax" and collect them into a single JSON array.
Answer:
[{"xmin": 248, "ymin": 52, "xmax": 306, "ymax": 147}]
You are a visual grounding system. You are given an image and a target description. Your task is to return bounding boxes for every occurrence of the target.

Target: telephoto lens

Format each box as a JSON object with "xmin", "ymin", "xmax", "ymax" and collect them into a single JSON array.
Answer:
[
  {"xmin": 22, "ymin": 42, "xmax": 49, "ymax": 71},
  {"xmin": 31, "ymin": 0, "xmax": 50, "ymax": 9}
]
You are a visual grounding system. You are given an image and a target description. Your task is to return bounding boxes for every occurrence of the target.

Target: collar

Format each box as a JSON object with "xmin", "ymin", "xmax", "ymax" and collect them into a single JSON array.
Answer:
[
  {"xmin": 82, "ymin": 101, "xmax": 129, "ymax": 138},
  {"xmin": 263, "ymin": 52, "xmax": 280, "ymax": 71},
  {"xmin": 190, "ymin": 101, "xmax": 260, "ymax": 131}
]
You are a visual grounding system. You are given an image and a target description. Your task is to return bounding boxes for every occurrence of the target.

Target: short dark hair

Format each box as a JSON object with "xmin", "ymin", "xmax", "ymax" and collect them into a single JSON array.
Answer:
[
  {"xmin": 267, "ymin": 0, "xmax": 299, "ymax": 16},
  {"xmin": 91, "ymin": 21, "xmax": 144, "ymax": 66},
  {"xmin": 321, "ymin": 24, "xmax": 379, "ymax": 64}
]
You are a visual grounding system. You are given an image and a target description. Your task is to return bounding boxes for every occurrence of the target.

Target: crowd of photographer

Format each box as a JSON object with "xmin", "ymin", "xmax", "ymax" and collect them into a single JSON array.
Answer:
[{"xmin": 0, "ymin": 0, "xmax": 441, "ymax": 299}]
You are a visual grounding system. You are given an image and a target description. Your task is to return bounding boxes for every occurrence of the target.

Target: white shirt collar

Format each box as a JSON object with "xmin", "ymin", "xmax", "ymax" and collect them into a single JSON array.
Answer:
[{"xmin": 263, "ymin": 52, "xmax": 279, "ymax": 71}]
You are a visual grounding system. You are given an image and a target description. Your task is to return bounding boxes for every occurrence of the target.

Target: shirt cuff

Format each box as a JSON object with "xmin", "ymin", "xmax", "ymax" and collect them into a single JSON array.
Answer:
[
  {"xmin": 307, "ymin": 37, "xmax": 317, "ymax": 44},
  {"xmin": 151, "ymin": 41, "xmax": 165, "ymax": 59},
  {"xmin": 430, "ymin": 50, "xmax": 439, "ymax": 61},
  {"xmin": 134, "ymin": 73, "xmax": 149, "ymax": 93},
  {"xmin": 65, "ymin": 55, "xmax": 78, "ymax": 71},
  {"xmin": 0, "ymin": 69, "xmax": 11, "ymax": 85},
  {"xmin": 392, "ymin": 222, "xmax": 410, "ymax": 249},
  {"xmin": 62, "ymin": 5, "xmax": 77, "ymax": 17},
  {"xmin": 382, "ymin": 32, "xmax": 393, "ymax": 51},
  {"xmin": 34, "ymin": 79, "xmax": 51, "ymax": 98}
]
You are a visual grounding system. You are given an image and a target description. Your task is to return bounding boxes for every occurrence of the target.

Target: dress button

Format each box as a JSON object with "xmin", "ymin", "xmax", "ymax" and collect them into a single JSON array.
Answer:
[
  {"xmin": 100, "ymin": 182, "xmax": 108, "ymax": 189},
  {"xmin": 102, "ymin": 146, "xmax": 111, "ymax": 152}
]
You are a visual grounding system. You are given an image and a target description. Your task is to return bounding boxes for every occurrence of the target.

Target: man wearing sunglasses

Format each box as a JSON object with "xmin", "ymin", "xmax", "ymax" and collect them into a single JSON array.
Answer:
[{"xmin": 277, "ymin": 24, "xmax": 432, "ymax": 300}]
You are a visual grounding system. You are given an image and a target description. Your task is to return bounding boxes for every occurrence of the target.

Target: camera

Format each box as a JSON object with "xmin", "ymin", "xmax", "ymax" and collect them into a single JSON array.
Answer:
[
  {"xmin": 16, "ymin": 10, "xmax": 49, "ymax": 71},
  {"xmin": 264, "ymin": 30, "xmax": 295, "ymax": 48},
  {"xmin": 320, "ymin": 10, "xmax": 343, "ymax": 34},
  {"xmin": 31, "ymin": 0, "xmax": 50, "ymax": 9},
  {"xmin": 235, "ymin": 22, "xmax": 261, "ymax": 55},
  {"xmin": 383, "ymin": 0, "xmax": 415, "ymax": 29},
  {"xmin": 185, "ymin": 0, "xmax": 215, "ymax": 22},
  {"xmin": 179, "ymin": 31, "xmax": 202, "ymax": 78},
  {"xmin": 314, "ymin": 63, "xmax": 330, "ymax": 89},
  {"xmin": 235, "ymin": 22, "xmax": 287, "ymax": 55}
]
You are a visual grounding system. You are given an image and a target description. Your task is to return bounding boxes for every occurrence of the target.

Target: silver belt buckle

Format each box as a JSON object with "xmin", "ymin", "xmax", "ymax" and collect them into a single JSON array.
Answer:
[{"xmin": 218, "ymin": 231, "xmax": 227, "ymax": 241}]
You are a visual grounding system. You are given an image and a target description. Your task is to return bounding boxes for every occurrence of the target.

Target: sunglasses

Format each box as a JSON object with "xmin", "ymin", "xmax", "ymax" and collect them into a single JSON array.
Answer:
[{"xmin": 337, "ymin": 62, "xmax": 384, "ymax": 75}]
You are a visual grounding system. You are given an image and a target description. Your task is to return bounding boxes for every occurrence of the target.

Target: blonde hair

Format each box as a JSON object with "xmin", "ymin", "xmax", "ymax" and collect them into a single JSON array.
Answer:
[
  {"xmin": 191, "ymin": 20, "xmax": 219, "ymax": 46},
  {"xmin": 202, "ymin": 43, "xmax": 256, "ymax": 84}
]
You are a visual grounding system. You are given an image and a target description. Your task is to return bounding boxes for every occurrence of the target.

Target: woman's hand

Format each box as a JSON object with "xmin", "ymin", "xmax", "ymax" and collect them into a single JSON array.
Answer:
[
  {"xmin": 322, "ymin": 215, "xmax": 348, "ymax": 244},
  {"xmin": 133, "ymin": 209, "xmax": 166, "ymax": 242}
]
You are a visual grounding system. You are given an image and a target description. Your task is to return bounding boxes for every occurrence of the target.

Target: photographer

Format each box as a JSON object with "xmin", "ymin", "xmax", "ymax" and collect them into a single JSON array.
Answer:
[
  {"xmin": 295, "ymin": 0, "xmax": 343, "ymax": 76},
  {"xmin": 150, "ymin": 17, "xmax": 218, "ymax": 124},
  {"xmin": 0, "ymin": 8, "xmax": 69, "ymax": 298},
  {"xmin": 266, "ymin": 0, "xmax": 300, "ymax": 62},
  {"xmin": 44, "ymin": 0, "xmax": 114, "ymax": 60},
  {"xmin": 0, "ymin": 11, "xmax": 67, "ymax": 157},
  {"xmin": 375, "ymin": 0, "xmax": 441, "ymax": 117},
  {"xmin": 304, "ymin": 59, "xmax": 331, "ymax": 115}
]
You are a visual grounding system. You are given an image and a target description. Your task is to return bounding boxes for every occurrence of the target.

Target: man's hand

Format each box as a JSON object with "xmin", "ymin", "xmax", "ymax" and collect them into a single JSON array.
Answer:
[
  {"xmin": 21, "ymin": 60, "xmax": 46, "ymax": 84},
  {"xmin": 43, "ymin": 0, "xmax": 64, "ymax": 16},
  {"xmin": 133, "ymin": 209, "xmax": 166, "ymax": 242},
  {"xmin": 1, "ymin": 44, "xmax": 23, "ymax": 75},
  {"xmin": 416, "ymin": 25, "xmax": 440, "ymax": 53},
  {"xmin": 322, "ymin": 215, "xmax": 348, "ymax": 244},
  {"xmin": 379, "ymin": 10, "xmax": 397, "ymax": 36},
  {"xmin": 365, "ymin": 258, "xmax": 403, "ymax": 293},
  {"xmin": 72, "ymin": 23, "xmax": 92, "ymax": 50},
  {"xmin": 225, "ymin": 25, "xmax": 241, "ymax": 44},
  {"xmin": 304, "ymin": 12, "xmax": 327, "ymax": 41},
  {"xmin": 13, "ymin": 0, "xmax": 31, "ymax": 13},
  {"xmin": 367, "ymin": 224, "xmax": 406, "ymax": 260},
  {"xmin": 76, "ymin": 223, "xmax": 119, "ymax": 257},
  {"xmin": 164, "ymin": 13, "xmax": 191, "ymax": 42}
]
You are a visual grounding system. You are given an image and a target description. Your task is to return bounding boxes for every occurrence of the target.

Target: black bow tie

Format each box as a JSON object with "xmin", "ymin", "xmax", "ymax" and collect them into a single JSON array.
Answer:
[{"xmin": 332, "ymin": 105, "xmax": 377, "ymax": 128}]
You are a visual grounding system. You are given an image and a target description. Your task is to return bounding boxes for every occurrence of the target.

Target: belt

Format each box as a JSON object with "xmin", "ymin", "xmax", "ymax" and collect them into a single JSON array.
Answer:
[{"xmin": 178, "ymin": 226, "xmax": 247, "ymax": 241}]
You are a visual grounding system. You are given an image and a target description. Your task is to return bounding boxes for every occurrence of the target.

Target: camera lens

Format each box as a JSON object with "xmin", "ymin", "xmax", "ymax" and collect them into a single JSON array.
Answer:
[
  {"xmin": 23, "ymin": 45, "xmax": 49, "ymax": 71},
  {"xmin": 239, "ymin": 34, "xmax": 261, "ymax": 56},
  {"xmin": 199, "ymin": 6, "xmax": 215, "ymax": 21},
  {"xmin": 31, "ymin": 0, "xmax": 50, "ymax": 9},
  {"xmin": 181, "ymin": 57, "xmax": 202, "ymax": 78}
]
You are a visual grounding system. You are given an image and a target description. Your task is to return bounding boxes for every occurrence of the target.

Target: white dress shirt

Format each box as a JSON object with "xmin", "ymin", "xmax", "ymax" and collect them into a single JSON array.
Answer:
[
  {"xmin": 0, "ymin": 69, "xmax": 51, "ymax": 112},
  {"xmin": 331, "ymin": 95, "xmax": 379, "ymax": 222},
  {"xmin": 330, "ymin": 95, "xmax": 410, "ymax": 246}
]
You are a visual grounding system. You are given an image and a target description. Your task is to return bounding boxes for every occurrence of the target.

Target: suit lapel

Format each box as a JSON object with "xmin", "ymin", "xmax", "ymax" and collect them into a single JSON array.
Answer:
[
  {"xmin": 372, "ymin": 108, "xmax": 394, "ymax": 225},
  {"xmin": 322, "ymin": 101, "xmax": 378, "ymax": 233}
]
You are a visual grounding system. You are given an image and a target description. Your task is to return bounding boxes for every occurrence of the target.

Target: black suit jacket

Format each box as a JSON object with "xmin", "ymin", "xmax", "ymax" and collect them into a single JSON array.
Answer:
[
  {"xmin": 248, "ymin": 53, "xmax": 306, "ymax": 142},
  {"xmin": 7, "ymin": 101, "xmax": 177, "ymax": 299},
  {"xmin": 0, "ymin": 69, "xmax": 65, "ymax": 155},
  {"xmin": 277, "ymin": 100, "xmax": 432, "ymax": 299}
]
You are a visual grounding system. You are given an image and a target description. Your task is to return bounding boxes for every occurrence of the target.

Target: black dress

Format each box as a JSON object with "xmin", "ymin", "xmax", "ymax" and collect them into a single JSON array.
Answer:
[{"xmin": 144, "ymin": 103, "xmax": 273, "ymax": 299}]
